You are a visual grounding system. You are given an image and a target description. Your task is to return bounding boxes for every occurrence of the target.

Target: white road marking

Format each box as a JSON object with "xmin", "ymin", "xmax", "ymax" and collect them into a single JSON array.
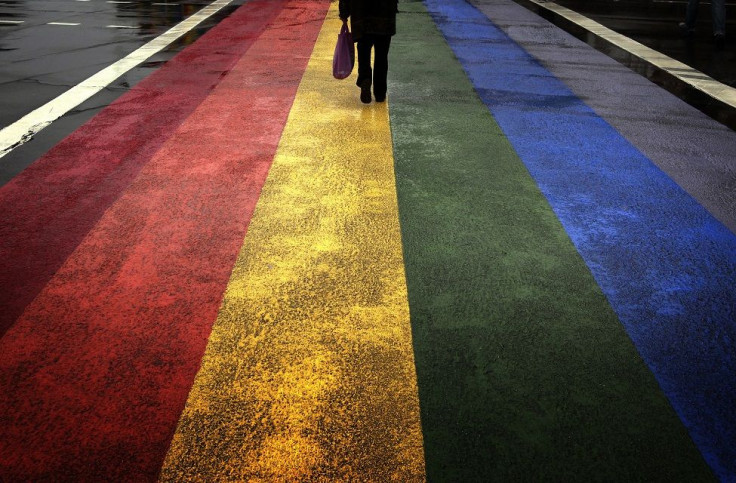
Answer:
[
  {"xmin": 107, "ymin": 24, "xmax": 139, "ymax": 28},
  {"xmin": 526, "ymin": 0, "xmax": 736, "ymax": 111},
  {"xmin": 0, "ymin": 19, "xmax": 25, "ymax": 24},
  {"xmin": 0, "ymin": 0, "xmax": 235, "ymax": 159},
  {"xmin": 48, "ymin": 21, "xmax": 81, "ymax": 25}
]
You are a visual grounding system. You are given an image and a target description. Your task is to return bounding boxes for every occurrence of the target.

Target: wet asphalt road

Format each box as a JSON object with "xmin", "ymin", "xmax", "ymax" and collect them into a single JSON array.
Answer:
[
  {"xmin": 0, "ymin": 0, "xmax": 735, "ymax": 479},
  {"xmin": 0, "ymin": 0, "xmax": 245, "ymax": 185}
]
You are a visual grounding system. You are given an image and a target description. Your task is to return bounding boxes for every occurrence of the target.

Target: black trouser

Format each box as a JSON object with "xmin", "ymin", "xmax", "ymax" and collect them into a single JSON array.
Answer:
[{"xmin": 356, "ymin": 35, "xmax": 392, "ymax": 98}]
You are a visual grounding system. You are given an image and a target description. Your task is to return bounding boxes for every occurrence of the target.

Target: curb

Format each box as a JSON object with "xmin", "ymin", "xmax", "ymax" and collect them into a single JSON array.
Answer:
[{"xmin": 512, "ymin": 0, "xmax": 736, "ymax": 130}]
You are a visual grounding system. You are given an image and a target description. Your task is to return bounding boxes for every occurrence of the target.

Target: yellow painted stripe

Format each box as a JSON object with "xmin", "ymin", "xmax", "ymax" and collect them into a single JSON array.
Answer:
[{"xmin": 159, "ymin": 4, "xmax": 426, "ymax": 482}]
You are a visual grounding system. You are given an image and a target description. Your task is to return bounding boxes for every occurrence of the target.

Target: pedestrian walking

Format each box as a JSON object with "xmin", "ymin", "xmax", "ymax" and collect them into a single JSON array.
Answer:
[
  {"xmin": 679, "ymin": 0, "xmax": 726, "ymax": 48},
  {"xmin": 338, "ymin": 0, "xmax": 398, "ymax": 104}
]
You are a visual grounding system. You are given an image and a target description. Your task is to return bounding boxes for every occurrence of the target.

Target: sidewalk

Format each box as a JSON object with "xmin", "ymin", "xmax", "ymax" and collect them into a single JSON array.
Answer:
[
  {"xmin": 556, "ymin": 0, "xmax": 736, "ymax": 86},
  {"xmin": 1, "ymin": 0, "xmax": 735, "ymax": 480},
  {"xmin": 511, "ymin": 0, "xmax": 736, "ymax": 128}
]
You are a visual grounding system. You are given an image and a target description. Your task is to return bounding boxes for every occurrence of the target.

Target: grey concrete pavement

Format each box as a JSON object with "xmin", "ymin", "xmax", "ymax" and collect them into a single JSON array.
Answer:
[{"xmin": 511, "ymin": 0, "xmax": 736, "ymax": 128}]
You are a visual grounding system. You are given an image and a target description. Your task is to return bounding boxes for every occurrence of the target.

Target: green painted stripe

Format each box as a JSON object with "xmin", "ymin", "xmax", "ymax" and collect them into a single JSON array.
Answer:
[{"xmin": 388, "ymin": 2, "xmax": 710, "ymax": 481}]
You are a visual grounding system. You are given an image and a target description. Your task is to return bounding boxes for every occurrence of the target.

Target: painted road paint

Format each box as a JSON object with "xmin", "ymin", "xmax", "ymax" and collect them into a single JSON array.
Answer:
[
  {"xmin": 0, "ymin": 0, "xmax": 327, "ymax": 480},
  {"xmin": 0, "ymin": 0, "xmax": 286, "ymax": 337},
  {"xmin": 467, "ymin": 0, "xmax": 736, "ymax": 236},
  {"xmin": 389, "ymin": 1, "xmax": 712, "ymax": 480},
  {"xmin": 47, "ymin": 22, "xmax": 81, "ymax": 25},
  {"xmin": 425, "ymin": 0, "xmax": 736, "ymax": 478},
  {"xmin": 0, "ymin": 0, "xmax": 235, "ymax": 159},
  {"xmin": 0, "ymin": 20, "xmax": 24, "ymax": 24},
  {"xmin": 160, "ymin": 4, "xmax": 425, "ymax": 481}
]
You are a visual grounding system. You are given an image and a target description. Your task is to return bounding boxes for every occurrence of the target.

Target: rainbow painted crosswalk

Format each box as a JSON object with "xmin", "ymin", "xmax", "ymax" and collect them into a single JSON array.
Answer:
[{"xmin": 1, "ymin": 0, "xmax": 734, "ymax": 480}]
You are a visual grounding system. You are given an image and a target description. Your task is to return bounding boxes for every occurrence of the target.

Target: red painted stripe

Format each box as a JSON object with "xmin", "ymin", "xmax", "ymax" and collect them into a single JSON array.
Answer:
[
  {"xmin": 0, "ymin": 0, "xmax": 287, "ymax": 337},
  {"xmin": 0, "ymin": 1, "xmax": 329, "ymax": 480}
]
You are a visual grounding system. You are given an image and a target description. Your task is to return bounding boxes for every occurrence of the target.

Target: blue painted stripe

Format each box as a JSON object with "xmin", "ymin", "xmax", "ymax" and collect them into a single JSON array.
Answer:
[{"xmin": 424, "ymin": 0, "xmax": 736, "ymax": 479}]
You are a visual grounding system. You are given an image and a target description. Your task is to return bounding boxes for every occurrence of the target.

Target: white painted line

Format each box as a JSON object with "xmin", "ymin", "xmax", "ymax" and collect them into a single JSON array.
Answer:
[
  {"xmin": 0, "ymin": 19, "xmax": 24, "ymax": 24},
  {"xmin": 75, "ymin": 0, "xmax": 92, "ymax": 2},
  {"xmin": 0, "ymin": 0, "xmax": 235, "ymax": 159},
  {"xmin": 107, "ymin": 24, "xmax": 139, "ymax": 28},
  {"xmin": 530, "ymin": 0, "xmax": 736, "ymax": 110},
  {"xmin": 106, "ymin": 1, "xmax": 133, "ymax": 3},
  {"xmin": 152, "ymin": 2, "xmax": 177, "ymax": 5},
  {"xmin": 47, "ymin": 21, "xmax": 81, "ymax": 25}
]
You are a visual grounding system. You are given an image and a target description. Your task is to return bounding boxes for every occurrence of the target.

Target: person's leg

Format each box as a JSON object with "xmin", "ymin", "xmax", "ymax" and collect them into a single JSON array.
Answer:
[
  {"xmin": 372, "ymin": 36, "xmax": 392, "ymax": 102},
  {"xmin": 683, "ymin": 0, "xmax": 699, "ymax": 31},
  {"xmin": 711, "ymin": 0, "xmax": 726, "ymax": 36},
  {"xmin": 356, "ymin": 35, "xmax": 374, "ymax": 103}
]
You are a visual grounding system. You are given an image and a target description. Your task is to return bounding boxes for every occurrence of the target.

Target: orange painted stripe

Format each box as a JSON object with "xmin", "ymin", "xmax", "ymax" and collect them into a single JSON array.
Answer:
[
  {"xmin": 160, "ymin": 4, "xmax": 426, "ymax": 481},
  {"xmin": 0, "ymin": 0, "xmax": 286, "ymax": 336},
  {"xmin": 0, "ymin": 2, "xmax": 329, "ymax": 480}
]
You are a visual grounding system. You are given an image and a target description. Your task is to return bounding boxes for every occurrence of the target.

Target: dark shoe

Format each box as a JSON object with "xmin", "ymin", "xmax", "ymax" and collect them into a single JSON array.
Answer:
[
  {"xmin": 678, "ymin": 22, "xmax": 694, "ymax": 37},
  {"xmin": 360, "ymin": 83, "xmax": 371, "ymax": 104},
  {"xmin": 714, "ymin": 33, "xmax": 726, "ymax": 50},
  {"xmin": 374, "ymin": 93, "xmax": 386, "ymax": 103}
]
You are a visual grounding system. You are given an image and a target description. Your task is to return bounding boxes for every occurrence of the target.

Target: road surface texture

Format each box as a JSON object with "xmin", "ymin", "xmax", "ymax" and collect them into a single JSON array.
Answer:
[{"xmin": 1, "ymin": 0, "xmax": 734, "ymax": 481}]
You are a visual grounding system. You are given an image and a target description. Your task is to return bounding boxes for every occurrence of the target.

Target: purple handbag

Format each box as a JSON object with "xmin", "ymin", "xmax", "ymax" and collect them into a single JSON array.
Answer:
[{"xmin": 333, "ymin": 23, "xmax": 355, "ymax": 80}]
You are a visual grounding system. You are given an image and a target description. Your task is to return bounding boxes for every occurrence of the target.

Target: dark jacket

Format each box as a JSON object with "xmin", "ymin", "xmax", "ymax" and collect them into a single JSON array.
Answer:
[{"xmin": 338, "ymin": 0, "xmax": 398, "ymax": 40}]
